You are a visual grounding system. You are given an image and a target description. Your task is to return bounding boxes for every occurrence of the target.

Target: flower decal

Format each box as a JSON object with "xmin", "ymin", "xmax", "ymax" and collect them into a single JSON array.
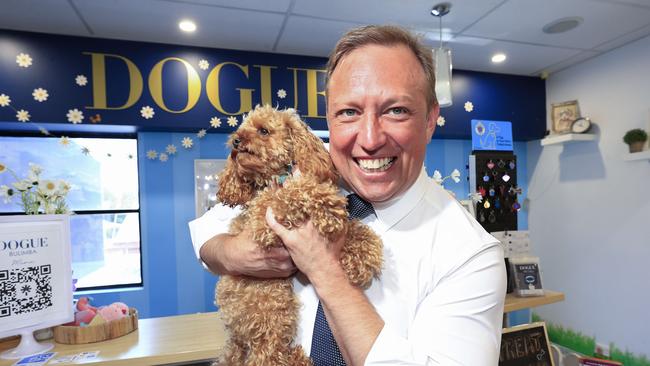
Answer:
[
  {"xmin": 140, "ymin": 106, "xmax": 155, "ymax": 119},
  {"xmin": 16, "ymin": 109, "xmax": 30, "ymax": 122},
  {"xmin": 198, "ymin": 59, "xmax": 209, "ymax": 70},
  {"xmin": 159, "ymin": 153, "xmax": 169, "ymax": 162},
  {"xmin": 197, "ymin": 129, "xmax": 207, "ymax": 138},
  {"xmin": 437, "ymin": 116, "xmax": 445, "ymax": 127},
  {"xmin": 16, "ymin": 53, "xmax": 33, "ymax": 68},
  {"xmin": 165, "ymin": 144, "xmax": 177, "ymax": 155},
  {"xmin": 464, "ymin": 101, "xmax": 474, "ymax": 112},
  {"xmin": 210, "ymin": 117, "xmax": 221, "ymax": 128},
  {"xmin": 75, "ymin": 75, "xmax": 88, "ymax": 86},
  {"xmin": 227, "ymin": 116, "xmax": 238, "ymax": 127},
  {"xmin": 0, "ymin": 94, "xmax": 12, "ymax": 107},
  {"xmin": 66, "ymin": 108, "xmax": 84, "ymax": 124},
  {"xmin": 146, "ymin": 150, "xmax": 158, "ymax": 159},
  {"xmin": 182, "ymin": 137, "xmax": 193, "ymax": 149},
  {"xmin": 60, "ymin": 136, "xmax": 70, "ymax": 146},
  {"xmin": 277, "ymin": 89, "xmax": 287, "ymax": 99},
  {"xmin": 32, "ymin": 88, "xmax": 49, "ymax": 102}
]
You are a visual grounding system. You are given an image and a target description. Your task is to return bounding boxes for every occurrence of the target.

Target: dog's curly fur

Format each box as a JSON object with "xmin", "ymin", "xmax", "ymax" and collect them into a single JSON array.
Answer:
[{"xmin": 214, "ymin": 105, "xmax": 383, "ymax": 366}]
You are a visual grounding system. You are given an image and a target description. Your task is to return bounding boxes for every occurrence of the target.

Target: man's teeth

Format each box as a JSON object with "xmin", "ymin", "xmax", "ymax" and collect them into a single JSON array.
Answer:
[{"xmin": 357, "ymin": 157, "xmax": 395, "ymax": 171}]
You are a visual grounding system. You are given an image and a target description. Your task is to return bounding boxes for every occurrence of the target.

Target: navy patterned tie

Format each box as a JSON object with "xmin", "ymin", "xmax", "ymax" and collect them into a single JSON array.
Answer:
[{"xmin": 310, "ymin": 194, "xmax": 375, "ymax": 365}]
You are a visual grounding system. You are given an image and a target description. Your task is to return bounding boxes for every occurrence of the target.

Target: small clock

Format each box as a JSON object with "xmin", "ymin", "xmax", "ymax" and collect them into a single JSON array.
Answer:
[{"xmin": 571, "ymin": 117, "xmax": 592, "ymax": 134}]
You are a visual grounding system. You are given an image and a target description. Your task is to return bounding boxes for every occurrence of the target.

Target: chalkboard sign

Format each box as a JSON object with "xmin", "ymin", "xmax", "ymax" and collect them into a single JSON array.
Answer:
[{"xmin": 500, "ymin": 322, "xmax": 555, "ymax": 366}]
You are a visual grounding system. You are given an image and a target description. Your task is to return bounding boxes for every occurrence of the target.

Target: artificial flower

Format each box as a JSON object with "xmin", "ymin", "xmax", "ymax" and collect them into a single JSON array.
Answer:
[
  {"xmin": 141, "ymin": 106, "xmax": 155, "ymax": 119},
  {"xmin": 0, "ymin": 94, "xmax": 11, "ymax": 107},
  {"xmin": 32, "ymin": 88, "xmax": 49, "ymax": 102},
  {"xmin": 210, "ymin": 117, "xmax": 221, "ymax": 128},
  {"xmin": 16, "ymin": 109, "xmax": 30, "ymax": 122},
  {"xmin": 182, "ymin": 137, "xmax": 193, "ymax": 149},
  {"xmin": 16, "ymin": 53, "xmax": 33, "ymax": 68},
  {"xmin": 66, "ymin": 108, "xmax": 84, "ymax": 124}
]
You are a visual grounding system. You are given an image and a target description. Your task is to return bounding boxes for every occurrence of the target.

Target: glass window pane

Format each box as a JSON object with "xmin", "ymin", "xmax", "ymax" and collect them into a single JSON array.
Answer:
[
  {"xmin": 71, "ymin": 213, "xmax": 142, "ymax": 289},
  {"xmin": 0, "ymin": 137, "xmax": 139, "ymax": 212}
]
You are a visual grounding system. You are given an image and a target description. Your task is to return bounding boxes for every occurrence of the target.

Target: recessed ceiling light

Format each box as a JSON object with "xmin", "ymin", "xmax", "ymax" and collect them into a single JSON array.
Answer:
[
  {"xmin": 542, "ymin": 17, "xmax": 583, "ymax": 34},
  {"xmin": 491, "ymin": 53, "xmax": 507, "ymax": 63},
  {"xmin": 179, "ymin": 20, "xmax": 197, "ymax": 33}
]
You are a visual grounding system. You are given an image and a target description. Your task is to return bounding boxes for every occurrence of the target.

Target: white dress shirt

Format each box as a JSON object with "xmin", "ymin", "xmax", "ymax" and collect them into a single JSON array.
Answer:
[{"xmin": 188, "ymin": 168, "xmax": 506, "ymax": 365}]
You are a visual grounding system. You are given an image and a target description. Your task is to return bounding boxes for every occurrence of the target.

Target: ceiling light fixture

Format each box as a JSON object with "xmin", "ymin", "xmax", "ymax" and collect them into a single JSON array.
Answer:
[
  {"xmin": 431, "ymin": 2, "xmax": 453, "ymax": 108},
  {"xmin": 491, "ymin": 53, "xmax": 507, "ymax": 63},
  {"xmin": 542, "ymin": 17, "xmax": 583, "ymax": 34},
  {"xmin": 179, "ymin": 20, "xmax": 197, "ymax": 33}
]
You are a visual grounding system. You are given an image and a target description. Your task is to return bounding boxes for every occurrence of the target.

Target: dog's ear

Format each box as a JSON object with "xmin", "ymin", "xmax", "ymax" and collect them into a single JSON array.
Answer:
[
  {"xmin": 216, "ymin": 155, "xmax": 255, "ymax": 207},
  {"xmin": 285, "ymin": 110, "xmax": 338, "ymax": 184}
]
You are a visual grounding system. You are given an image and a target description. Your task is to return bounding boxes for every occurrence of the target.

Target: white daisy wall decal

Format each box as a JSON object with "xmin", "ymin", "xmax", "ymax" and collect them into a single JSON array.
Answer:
[
  {"xmin": 182, "ymin": 137, "xmax": 193, "ymax": 149},
  {"xmin": 32, "ymin": 88, "xmax": 49, "ymax": 102},
  {"xmin": 159, "ymin": 153, "xmax": 169, "ymax": 162},
  {"xmin": 140, "ymin": 106, "xmax": 155, "ymax": 119},
  {"xmin": 75, "ymin": 75, "xmax": 88, "ymax": 86},
  {"xmin": 16, "ymin": 109, "xmax": 30, "ymax": 122},
  {"xmin": 277, "ymin": 89, "xmax": 287, "ymax": 99},
  {"xmin": 210, "ymin": 117, "xmax": 221, "ymax": 128},
  {"xmin": 0, "ymin": 94, "xmax": 10, "ymax": 107},
  {"xmin": 16, "ymin": 53, "xmax": 33, "ymax": 68},
  {"xmin": 60, "ymin": 136, "xmax": 70, "ymax": 146},
  {"xmin": 146, "ymin": 150, "xmax": 158, "ymax": 160},
  {"xmin": 437, "ymin": 116, "xmax": 446, "ymax": 127},
  {"xmin": 227, "ymin": 116, "xmax": 238, "ymax": 127},
  {"xmin": 197, "ymin": 129, "xmax": 207, "ymax": 138},
  {"xmin": 464, "ymin": 101, "xmax": 474, "ymax": 112},
  {"xmin": 66, "ymin": 108, "xmax": 84, "ymax": 124},
  {"xmin": 165, "ymin": 144, "xmax": 177, "ymax": 155},
  {"xmin": 198, "ymin": 60, "xmax": 209, "ymax": 70}
]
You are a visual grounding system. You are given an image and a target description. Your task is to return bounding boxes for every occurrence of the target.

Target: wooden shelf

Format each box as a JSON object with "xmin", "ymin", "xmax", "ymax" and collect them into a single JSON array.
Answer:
[
  {"xmin": 541, "ymin": 134, "xmax": 597, "ymax": 146},
  {"xmin": 623, "ymin": 150, "xmax": 650, "ymax": 161},
  {"xmin": 504, "ymin": 290, "xmax": 565, "ymax": 313}
]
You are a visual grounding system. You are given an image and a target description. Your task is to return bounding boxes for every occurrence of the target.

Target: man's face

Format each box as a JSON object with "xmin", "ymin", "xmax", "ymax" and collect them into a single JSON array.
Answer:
[{"xmin": 327, "ymin": 44, "xmax": 438, "ymax": 203}]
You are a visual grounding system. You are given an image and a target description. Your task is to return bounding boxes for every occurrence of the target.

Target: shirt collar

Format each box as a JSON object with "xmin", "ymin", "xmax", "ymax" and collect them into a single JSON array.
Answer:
[{"xmin": 341, "ymin": 167, "xmax": 429, "ymax": 232}]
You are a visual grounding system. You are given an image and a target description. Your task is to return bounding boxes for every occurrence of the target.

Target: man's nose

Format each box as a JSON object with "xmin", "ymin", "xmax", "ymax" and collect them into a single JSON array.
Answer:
[{"xmin": 357, "ymin": 113, "xmax": 386, "ymax": 151}]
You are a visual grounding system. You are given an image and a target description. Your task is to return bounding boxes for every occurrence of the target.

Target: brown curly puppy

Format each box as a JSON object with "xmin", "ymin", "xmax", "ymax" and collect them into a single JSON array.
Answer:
[{"xmin": 214, "ymin": 105, "xmax": 383, "ymax": 366}]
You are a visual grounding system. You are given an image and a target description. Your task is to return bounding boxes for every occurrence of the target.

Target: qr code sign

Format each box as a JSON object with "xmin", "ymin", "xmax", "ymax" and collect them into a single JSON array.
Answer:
[{"xmin": 0, "ymin": 265, "xmax": 53, "ymax": 318}]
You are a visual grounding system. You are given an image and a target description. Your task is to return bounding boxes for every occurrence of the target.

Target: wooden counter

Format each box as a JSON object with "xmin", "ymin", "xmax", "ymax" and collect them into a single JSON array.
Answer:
[
  {"xmin": 0, "ymin": 312, "xmax": 225, "ymax": 365},
  {"xmin": 504, "ymin": 290, "xmax": 565, "ymax": 313}
]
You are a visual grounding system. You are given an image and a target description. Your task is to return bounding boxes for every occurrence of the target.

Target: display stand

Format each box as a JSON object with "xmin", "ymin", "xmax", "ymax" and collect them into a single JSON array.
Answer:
[{"xmin": 0, "ymin": 328, "xmax": 53, "ymax": 359}]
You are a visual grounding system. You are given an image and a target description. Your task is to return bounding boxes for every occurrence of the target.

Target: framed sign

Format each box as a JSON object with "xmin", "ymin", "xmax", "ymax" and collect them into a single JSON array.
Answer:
[
  {"xmin": 500, "ymin": 322, "xmax": 555, "ymax": 366},
  {"xmin": 0, "ymin": 214, "xmax": 73, "ymax": 358},
  {"xmin": 194, "ymin": 159, "xmax": 227, "ymax": 218},
  {"xmin": 551, "ymin": 100, "xmax": 580, "ymax": 134}
]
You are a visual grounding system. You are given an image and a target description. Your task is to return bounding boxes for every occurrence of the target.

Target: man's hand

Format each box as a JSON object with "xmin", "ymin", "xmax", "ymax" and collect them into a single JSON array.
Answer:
[{"xmin": 199, "ymin": 229, "xmax": 296, "ymax": 278}]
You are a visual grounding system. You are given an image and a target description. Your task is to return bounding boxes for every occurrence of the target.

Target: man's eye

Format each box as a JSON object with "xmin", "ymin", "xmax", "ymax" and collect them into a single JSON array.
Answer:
[
  {"xmin": 259, "ymin": 128, "xmax": 269, "ymax": 135},
  {"xmin": 388, "ymin": 107, "xmax": 408, "ymax": 115},
  {"xmin": 340, "ymin": 109, "xmax": 357, "ymax": 117}
]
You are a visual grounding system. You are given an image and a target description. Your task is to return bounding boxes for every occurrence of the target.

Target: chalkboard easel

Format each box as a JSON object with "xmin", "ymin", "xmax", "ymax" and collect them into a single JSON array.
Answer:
[{"xmin": 500, "ymin": 322, "xmax": 554, "ymax": 366}]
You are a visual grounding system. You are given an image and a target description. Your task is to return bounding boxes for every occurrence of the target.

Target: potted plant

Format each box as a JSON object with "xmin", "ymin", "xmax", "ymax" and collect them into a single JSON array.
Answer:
[{"xmin": 623, "ymin": 128, "xmax": 648, "ymax": 153}]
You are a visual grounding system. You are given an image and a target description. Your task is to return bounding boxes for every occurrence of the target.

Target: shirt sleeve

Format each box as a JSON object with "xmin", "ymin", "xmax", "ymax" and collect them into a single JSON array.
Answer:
[
  {"xmin": 187, "ymin": 204, "xmax": 241, "ymax": 271},
  {"xmin": 365, "ymin": 244, "xmax": 507, "ymax": 366}
]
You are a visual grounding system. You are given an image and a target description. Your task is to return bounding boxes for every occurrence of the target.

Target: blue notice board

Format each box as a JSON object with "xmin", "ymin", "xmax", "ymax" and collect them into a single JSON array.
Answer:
[{"xmin": 471, "ymin": 120, "xmax": 513, "ymax": 151}]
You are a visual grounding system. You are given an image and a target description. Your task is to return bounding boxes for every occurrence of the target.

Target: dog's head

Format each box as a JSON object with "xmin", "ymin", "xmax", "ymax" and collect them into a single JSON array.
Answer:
[{"xmin": 217, "ymin": 105, "xmax": 337, "ymax": 207}]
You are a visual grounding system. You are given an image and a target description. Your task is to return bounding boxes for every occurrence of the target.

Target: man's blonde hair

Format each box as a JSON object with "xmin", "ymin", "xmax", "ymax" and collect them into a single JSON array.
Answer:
[{"xmin": 326, "ymin": 25, "xmax": 438, "ymax": 108}]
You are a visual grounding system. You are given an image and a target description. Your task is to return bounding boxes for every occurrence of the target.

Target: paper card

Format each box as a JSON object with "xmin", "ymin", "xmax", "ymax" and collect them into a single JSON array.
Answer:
[{"xmin": 12, "ymin": 352, "xmax": 56, "ymax": 366}]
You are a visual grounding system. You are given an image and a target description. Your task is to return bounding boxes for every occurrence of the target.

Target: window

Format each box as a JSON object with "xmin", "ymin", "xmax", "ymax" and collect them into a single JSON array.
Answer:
[{"xmin": 0, "ymin": 136, "xmax": 142, "ymax": 291}]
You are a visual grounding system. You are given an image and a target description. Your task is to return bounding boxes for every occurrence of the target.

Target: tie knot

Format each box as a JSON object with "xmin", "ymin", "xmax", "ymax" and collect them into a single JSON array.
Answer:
[{"xmin": 346, "ymin": 193, "xmax": 375, "ymax": 220}]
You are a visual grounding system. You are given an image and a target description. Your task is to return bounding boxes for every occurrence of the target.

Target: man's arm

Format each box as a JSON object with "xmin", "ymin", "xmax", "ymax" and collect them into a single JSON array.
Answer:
[
  {"xmin": 199, "ymin": 232, "xmax": 296, "ymax": 277},
  {"xmin": 266, "ymin": 209, "xmax": 383, "ymax": 366},
  {"xmin": 188, "ymin": 203, "xmax": 296, "ymax": 277}
]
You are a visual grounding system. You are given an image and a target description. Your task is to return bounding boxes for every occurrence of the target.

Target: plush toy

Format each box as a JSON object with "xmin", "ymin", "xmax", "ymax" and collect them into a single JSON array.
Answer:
[{"xmin": 65, "ymin": 297, "xmax": 129, "ymax": 326}]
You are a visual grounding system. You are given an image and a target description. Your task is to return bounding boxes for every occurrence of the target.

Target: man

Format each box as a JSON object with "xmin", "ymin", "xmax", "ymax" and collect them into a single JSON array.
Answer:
[{"xmin": 189, "ymin": 25, "xmax": 506, "ymax": 365}]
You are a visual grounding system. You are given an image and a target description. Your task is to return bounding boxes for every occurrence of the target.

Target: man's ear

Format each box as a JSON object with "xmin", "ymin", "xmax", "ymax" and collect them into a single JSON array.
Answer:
[{"xmin": 426, "ymin": 103, "xmax": 440, "ymax": 140}]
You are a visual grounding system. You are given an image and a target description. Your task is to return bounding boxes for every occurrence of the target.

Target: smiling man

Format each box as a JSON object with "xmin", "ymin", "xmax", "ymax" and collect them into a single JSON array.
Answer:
[{"xmin": 190, "ymin": 25, "xmax": 506, "ymax": 366}]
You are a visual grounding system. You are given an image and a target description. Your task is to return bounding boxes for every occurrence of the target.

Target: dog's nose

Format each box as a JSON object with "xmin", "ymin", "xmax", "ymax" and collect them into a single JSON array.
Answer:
[{"xmin": 233, "ymin": 138, "xmax": 241, "ymax": 149}]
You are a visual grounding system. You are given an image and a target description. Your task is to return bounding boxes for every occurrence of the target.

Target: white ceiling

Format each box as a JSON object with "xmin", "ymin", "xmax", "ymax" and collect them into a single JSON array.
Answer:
[{"xmin": 1, "ymin": 0, "xmax": 650, "ymax": 76}]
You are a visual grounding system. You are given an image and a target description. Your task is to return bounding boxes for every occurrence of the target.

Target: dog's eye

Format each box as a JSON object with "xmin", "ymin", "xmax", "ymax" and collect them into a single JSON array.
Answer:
[{"xmin": 258, "ymin": 128, "xmax": 270, "ymax": 136}]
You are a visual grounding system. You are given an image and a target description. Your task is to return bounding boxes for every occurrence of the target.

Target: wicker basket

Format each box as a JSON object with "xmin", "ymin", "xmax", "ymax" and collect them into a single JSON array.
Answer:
[{"xmin": 53, "ymin": 308, "xmax": 138, "ymax": 344}]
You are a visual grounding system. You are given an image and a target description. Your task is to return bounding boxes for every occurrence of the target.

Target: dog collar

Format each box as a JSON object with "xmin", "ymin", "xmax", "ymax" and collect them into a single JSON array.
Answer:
[{"xmin": 275, "ymin": 162, "xmax": 294, "ymax": 186}]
